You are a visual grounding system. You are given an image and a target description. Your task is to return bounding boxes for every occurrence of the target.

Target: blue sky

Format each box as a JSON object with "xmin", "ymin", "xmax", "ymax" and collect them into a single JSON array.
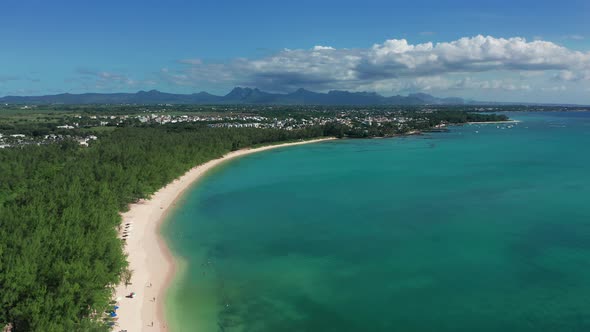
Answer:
[{"xmin": 1, "ymin": 0, "xmax": 589, "ymax": 103}]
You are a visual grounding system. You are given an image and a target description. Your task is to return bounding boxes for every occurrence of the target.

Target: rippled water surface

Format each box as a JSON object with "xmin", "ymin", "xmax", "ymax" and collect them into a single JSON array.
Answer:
[{"xmin": 163, "ymin": 112, "xmax": 590, "ymax": 331}]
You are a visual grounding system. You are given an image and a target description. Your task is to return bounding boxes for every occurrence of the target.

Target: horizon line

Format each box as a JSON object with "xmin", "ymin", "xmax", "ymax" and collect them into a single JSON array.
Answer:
[{"xmin": 1, "ymin": 87, "xmax": 589, "ymax": 107}]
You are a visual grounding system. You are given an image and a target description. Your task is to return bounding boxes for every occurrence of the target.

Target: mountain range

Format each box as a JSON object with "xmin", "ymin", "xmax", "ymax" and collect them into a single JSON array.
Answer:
[{"xmin": 0, "ymin": 87, "xmax": 470, "ymax": 105}]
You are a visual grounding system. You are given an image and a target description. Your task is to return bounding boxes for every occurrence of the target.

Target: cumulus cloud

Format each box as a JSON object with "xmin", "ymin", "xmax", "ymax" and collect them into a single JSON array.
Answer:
[
  {"xmin": 178, "ymin": 58, "xmax": 203, "ymax": 65},
  {"xmin": 555, "ymin": 70, "xmax": 590, "ymax": 81},
  {"xmin": 74, "ymin": 68, "xmax": 154, "ymax": 90},
  {"xmin": 356, "ymin": 76, "xmax": 533, "ymax": 93},
  {"xmin": 455, "ymin": 77, "xmax": 531, "ymax": 91},
  {"xmin": 312, "ymin": 45, "xmax": 336, "ymax": 51},
  {"xmin": 364, "ymin": 35, "xmax": 589, "ymax": 76},
  {"xmin": 542, "ymin": 85, "xmax": 567, "ymax": 92},
  {"xmin": 160, "ymin": 35, "xmax": 590, "ymax": 93}
]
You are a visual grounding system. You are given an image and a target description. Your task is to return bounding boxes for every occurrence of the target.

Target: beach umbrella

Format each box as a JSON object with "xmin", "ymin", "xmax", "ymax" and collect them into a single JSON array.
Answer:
[
  {"xmin": 114, "ymin": 305, "xmax": 119, "ymax": 310},
  {"xmin": 110, "ymin": 312, "xmax": 117, "ymax": 317}
]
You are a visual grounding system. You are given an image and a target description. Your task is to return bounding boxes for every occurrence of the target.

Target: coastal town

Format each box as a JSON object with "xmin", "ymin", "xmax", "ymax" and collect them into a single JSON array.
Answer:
[{"xmin": 0, "ymin": 104, "xmax": 531, "ymax": 148}]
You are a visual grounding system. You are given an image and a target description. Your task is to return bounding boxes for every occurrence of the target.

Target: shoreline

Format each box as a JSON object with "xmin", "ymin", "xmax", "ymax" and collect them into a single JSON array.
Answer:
[
  {"xmin": 466, "ymin": 120, "xmax": 520, "ymax": 124},
  {"xmin": 112, "ymin": 137, "xmax": 336, "ymax": 331}
]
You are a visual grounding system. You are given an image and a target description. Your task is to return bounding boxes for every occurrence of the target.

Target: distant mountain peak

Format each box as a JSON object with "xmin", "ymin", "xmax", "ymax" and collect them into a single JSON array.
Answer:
[
  {"xmin": 0, "ymin": 87, "xmax": 470, "ymax": 105},
  {"xmin": 225, "ymin": 87, "xmax": 254, "ymax": 99},
  {"xmin": 408, "ymin": 92, "xmax": 433, "ymax": 98},
  {"xmin": 137, "ymin": 89, "xmax": 161, "ymax": 94},
  {"xmin": 289, "ymin": 88, "xmax": 316, "ymax": 95}
]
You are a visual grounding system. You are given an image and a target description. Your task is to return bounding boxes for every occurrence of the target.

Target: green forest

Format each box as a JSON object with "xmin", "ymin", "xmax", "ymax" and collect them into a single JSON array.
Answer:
[
  {"xmin": 0, "ymin": 124, "xmax": 326, "ymax": 331},
  {"xmin": 0, "ymin": 109, "xmax": 509, "ymax": 331}
]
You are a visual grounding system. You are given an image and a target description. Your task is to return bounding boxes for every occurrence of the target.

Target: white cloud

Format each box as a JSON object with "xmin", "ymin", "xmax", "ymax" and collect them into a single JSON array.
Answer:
[
  {"xmin": 542, "ymin": 85, "xmax": 567, "ymax": 92},
  {"xmin": 161, "ymin": 35, "xmax": 590, "ymax": 93},
  {"xmin": 74, "ymin": 68, "xmax": 153, "ymax": 89},
  {"xmin": 456, "ymin": 77, "xmax": 531, "ymax": 91},
  {"xmin": 555, "ymin": 70, "xmax": 590, "ymax": 81},
  {"xmin": 312, "ymin": 45, "xmax": 335, "ymax": 51},
  {"xmin": 365, "ymin": 35, "xmax": 590, "ymax": 77},
  {"xmin": 178, "ymin": 58, "xmax": 203, "ymax": 65},
  {"xmin": 563, "ymin": 34, "xmax": 585, "ymax": 40}
]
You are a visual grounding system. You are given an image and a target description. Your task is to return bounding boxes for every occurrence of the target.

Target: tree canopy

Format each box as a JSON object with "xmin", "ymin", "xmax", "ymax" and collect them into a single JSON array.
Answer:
[{"xmin": 0, "ymin": 125, "xmax": 326, "ymax": 331}]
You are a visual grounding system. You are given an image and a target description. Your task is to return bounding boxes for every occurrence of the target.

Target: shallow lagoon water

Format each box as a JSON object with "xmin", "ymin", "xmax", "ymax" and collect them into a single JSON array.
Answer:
[{"xmin": 163, "ymin": 112, "xmax": 590, "ymax": 331}]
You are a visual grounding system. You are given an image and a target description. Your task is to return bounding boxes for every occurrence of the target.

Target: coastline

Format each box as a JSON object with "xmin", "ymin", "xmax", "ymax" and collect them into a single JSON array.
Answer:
[
  {"xmin": 112, "ymin": 137, "xmax": 335, "ymax": 332},
  {"xmin": 466, "ymin": 120, "xmax": 520, "ymax": 124}
]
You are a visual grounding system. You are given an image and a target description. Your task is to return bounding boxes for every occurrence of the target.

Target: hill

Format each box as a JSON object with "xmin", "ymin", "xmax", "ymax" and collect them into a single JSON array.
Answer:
[{"xmin": 0, "ymin": 87, "xmax": 467, "ymax": 105}]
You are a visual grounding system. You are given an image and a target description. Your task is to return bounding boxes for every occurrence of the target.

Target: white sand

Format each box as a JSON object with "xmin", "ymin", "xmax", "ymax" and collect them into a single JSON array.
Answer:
[{"xmin": 112, "ymin": 138, "xmax": 335, "ymax": 331}]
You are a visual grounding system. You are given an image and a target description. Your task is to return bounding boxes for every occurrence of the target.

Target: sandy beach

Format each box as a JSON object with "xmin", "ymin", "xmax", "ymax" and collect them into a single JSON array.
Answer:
[{"xmin": 111, "ymin": 137, "xmax": 335, "ymax": 331}]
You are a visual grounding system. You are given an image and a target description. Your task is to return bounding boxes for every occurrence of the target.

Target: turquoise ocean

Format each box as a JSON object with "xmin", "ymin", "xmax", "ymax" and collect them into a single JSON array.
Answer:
[{"xmin": 162, "ymin": 112, "xmax": 590, "ymax": 331}]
